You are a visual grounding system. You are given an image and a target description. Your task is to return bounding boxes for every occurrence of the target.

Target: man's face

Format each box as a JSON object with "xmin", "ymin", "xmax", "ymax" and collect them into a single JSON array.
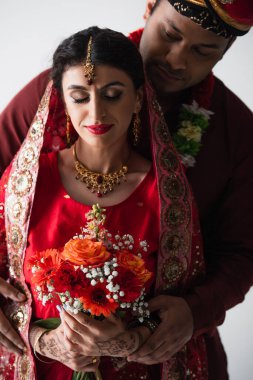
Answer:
[{"xmin": 140, "ymin": 0, "xmax": 230, "ymax": 96}]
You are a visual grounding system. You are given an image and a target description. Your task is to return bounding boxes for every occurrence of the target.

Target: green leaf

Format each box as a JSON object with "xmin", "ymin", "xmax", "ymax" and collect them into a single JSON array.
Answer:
[
  {"xmin": 173, "ymin": 134, "xmax": 201, "ymax": 156},
  {"xmin": 34, "ymin": 317, "xmax": 61, "ymax": 330},
  {"xmin": 72, "ymin": 371, "xmax": 95, "ymax": 380},
  {"xmin": 72, "ymin": 371, "xmax": 94, "ymax": 380}
]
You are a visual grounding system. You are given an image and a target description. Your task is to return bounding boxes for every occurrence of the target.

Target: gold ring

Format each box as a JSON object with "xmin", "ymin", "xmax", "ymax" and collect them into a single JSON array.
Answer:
[{"xmin": 92, "ymin": 357, "xmax": 97, "ymax": 364}]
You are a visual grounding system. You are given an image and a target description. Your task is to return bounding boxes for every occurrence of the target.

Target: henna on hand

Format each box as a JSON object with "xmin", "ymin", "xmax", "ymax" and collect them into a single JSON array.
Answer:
[
  {"xmin": 30, "ymin": 325, "xmax": 73, "ymax": 363},
  {"xmin": 96, "ymin": 331, "xmax": 140, "ymax": 357},
  {"xmin": 39, "ymin": 332, "xmax": 73, "ymax": 363}
]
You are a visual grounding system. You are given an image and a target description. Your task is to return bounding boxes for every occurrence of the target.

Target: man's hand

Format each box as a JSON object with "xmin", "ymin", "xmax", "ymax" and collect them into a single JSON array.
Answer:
[
  {"xmin": 127, "ymin": 295, "xmax": 193, "ymax": 364},
  {"xmin": 0, "ymin": 277, "xmax": 26, "ymax": 355}
]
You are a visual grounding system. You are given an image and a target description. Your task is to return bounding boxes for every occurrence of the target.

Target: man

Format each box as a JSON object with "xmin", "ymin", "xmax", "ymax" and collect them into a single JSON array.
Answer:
[{"xmin": 0, "ymin": 0, "xmax": 252, "ymax": 378}]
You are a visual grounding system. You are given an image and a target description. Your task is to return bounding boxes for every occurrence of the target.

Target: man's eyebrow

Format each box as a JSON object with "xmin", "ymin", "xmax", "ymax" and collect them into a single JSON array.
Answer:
[
  {"xmin": 197, "ymin": 42, "xmax": 220, "ymax": 49},
  {"xmin": 165, "ymin": 18, "xmax": 221, "ymax": 49},
  {"xmin": 165, "ymin": 18, "xmax": 182, "ymax": 34}
]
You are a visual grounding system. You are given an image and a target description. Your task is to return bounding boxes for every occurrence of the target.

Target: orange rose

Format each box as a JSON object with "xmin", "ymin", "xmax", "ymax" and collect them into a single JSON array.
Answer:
[
  {"xmin": 62, "ymin": 238, "xmax": 111, "ymax": 266},
  {"xmin": 117, "ymin": 250, "xmax": 152, "ymax": 285}
]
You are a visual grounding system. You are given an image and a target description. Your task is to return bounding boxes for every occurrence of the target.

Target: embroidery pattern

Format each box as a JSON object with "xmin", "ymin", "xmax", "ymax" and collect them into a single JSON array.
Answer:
[
  {"xmin": 146, "ymin": 82, "xmax": 208, "ymax": 378},
  {"xmin": 171, "ymin": 0, "xmax": 233, "ymax": 37},
  {"xmin": 3, "ymin": 82, "xmax": 53, "ymax": 380}
]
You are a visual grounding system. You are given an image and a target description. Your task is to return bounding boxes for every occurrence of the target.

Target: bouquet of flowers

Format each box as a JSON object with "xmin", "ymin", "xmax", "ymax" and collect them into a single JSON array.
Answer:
[{"xmin": 29, "ymin": 204, "xmax": 152, "ymax": 380}]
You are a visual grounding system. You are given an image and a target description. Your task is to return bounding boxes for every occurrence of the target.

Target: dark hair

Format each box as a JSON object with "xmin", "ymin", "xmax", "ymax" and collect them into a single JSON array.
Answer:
[{"xmin": 51, "ymin": 26, "xmax": 144, "ymax": 91}]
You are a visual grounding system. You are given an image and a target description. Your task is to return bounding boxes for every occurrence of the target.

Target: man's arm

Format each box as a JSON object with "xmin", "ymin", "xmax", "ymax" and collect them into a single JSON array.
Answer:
[
  {"xmin": 0, "ymin": 69, "xmax": 50, "ymax": 176},
  {"xmin": 185, "ymin": 79, "xmax": 253, "ymax": 335},
  {"xmin": 129, "ymin": 82, "xmax": 253, "ymax": 365}
]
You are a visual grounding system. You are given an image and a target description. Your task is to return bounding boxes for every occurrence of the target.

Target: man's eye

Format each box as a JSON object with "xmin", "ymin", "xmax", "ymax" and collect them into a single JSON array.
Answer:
[
  {"xmin": 163, "ymin": 29, "xmax": 181, "ymax": 42},
  {"xmin": 166, "ymin": 33, "xmax": 176, "ymax": 40},
  {"xmin": 194, "ymin": 48, "xmax": 211, "ymax": 57}
]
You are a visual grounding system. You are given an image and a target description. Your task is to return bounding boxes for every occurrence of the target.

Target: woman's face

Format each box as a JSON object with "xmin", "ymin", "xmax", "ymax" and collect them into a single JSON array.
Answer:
[{"xmin": 62, "ymin": 64, "xmax": 142, "ymax": 148}]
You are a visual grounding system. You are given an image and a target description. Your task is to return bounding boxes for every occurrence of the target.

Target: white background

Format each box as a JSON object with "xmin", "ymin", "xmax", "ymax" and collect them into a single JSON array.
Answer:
[{"xmin": 0, "ymin": 1, "xmax": 253, "ymax": 378}]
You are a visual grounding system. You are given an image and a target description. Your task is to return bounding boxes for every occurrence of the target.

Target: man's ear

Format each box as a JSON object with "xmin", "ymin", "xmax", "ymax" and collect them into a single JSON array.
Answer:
[{"xmin": 143, "ymin": 0, "xmax": 157, "ymax": 21}]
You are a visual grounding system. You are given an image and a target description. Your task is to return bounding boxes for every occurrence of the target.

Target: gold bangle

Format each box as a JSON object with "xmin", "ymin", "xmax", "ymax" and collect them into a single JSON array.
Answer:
[{"xmin": 33, "ymin": 329, "xmax": 54, "ymax": 364}]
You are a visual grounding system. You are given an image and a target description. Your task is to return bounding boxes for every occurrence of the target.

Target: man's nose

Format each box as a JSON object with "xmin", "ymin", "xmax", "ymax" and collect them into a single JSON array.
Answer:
[{"xmin": 165, "ymin": 43, "xmax": 187, "ymax": 71}]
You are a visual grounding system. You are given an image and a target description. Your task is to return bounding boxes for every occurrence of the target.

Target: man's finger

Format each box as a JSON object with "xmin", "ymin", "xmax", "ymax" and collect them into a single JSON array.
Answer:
[
  {"xmin": 148, "ymin": 295, "xmax": 167, "ymax": 313},
  {"xmin": 0, "ymin": 309, "xmax": 25, "ymax": 350},
  {"xmin": 0, "ymin": 277, "xmax": 26, "ymax": 301},
  {"xmin": 128, "ymin": 326, "xmax": 164, "ymax": 359},
  {"xmin": 134, "ymin": 341, "xmax": 171, "ymax": 363}
]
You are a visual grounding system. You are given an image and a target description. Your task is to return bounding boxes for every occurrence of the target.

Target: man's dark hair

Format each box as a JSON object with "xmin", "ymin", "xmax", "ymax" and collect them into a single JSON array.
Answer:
[{"xmin": 52, "ymin": 26, "xmax": 144, "ymax": 91}]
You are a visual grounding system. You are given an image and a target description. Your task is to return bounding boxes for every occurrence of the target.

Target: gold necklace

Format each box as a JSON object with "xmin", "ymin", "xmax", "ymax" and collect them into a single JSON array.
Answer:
[{"xmin": 73, "ymin": 144, "xmax": 128, "ymax": 197}]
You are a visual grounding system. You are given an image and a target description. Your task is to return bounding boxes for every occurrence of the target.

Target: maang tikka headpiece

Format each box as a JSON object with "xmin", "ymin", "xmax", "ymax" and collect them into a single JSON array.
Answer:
[{"xmin": 83, "ymin": 35, "xmax": 95, "ymax": 85}]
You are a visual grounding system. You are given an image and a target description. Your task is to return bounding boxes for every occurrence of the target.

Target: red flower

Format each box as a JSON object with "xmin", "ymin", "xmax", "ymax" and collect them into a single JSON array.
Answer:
[
  {"xmin": 117, "ymin": 250, "xmax": 152, "ymax": 285},
  {"xmin": 30, "ymin": 249, "xmax": 63, "ymax": 291},
  {"xmin": 79, "ymin": 282, "xmax": 118, "ymax": 317},
  {"xmin": 53, "ymin": 263, "xmax": 89, "ymax": 298},
  {"xmin": 116, "ymin": 266, "xmax": 143, "ymax": 303}
]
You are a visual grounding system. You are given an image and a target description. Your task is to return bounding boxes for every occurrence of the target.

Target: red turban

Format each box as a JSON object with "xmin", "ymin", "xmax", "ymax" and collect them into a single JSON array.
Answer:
[{"xmin": 168, "ymin": 0, "xmax": 253, "ymax": 37}]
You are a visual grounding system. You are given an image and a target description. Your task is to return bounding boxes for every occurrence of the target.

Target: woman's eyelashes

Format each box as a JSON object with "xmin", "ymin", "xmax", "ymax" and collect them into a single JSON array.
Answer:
[
  {"xmin": 104, "ymin": 92, "xmax": 122, "ymax": 101},
  {"xmin": 71, "ymin": 89, "xmax": 123, "ymax": 104},
  {"xmin": 72, "ymin": 97, "xmax": 89, "ymax": 104}
]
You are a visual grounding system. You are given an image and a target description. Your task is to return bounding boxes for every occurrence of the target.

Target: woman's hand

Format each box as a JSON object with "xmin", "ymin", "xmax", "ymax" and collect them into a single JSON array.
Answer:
[
  {"xmin": 60, "ymin": 310, "xmax": 152, "ymax": 357},
  {"xmin": 96, "ymin": 326, "xmax": 151, "ymax": 357},
  {"xmin": 0, "ymin": 277, "xmax": 26, "ymax": 355},
  {"xmin": 29, "ymin": 324, "xmax": 100, "ymax": 373}
]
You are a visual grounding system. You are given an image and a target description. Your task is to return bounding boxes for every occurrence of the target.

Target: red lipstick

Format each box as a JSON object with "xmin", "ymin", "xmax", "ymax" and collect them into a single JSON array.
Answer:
[{"xmin": 86, "ymin": 124, "xmax": 113, "ymax": 135}]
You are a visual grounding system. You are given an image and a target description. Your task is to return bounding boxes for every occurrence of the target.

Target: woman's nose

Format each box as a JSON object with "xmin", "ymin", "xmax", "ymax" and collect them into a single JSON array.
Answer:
[{"xmin": 89, "ymin": 96, "xmax": 106, "ymax": 123}]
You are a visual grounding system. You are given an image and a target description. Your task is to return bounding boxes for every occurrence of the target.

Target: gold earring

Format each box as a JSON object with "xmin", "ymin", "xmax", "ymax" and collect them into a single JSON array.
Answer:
[
  {"xmin": 132, "ymin": 113, "xmax": 141, "ymax": 146},
  {"xmin": 66, "ymin": 112, "xmax": 71, "ymax": 147}
]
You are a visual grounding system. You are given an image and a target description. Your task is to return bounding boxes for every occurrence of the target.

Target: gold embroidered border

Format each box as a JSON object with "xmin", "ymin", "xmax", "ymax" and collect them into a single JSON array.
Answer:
[
  {"xmin": 5, "ymin": 81, "xmax": 53, "ymax": 380},
  {"xmin": 185, "ymin": 0, "xmax": 207, "ymax": 7},
  {"xmin": 208, "ymin": 0, "xmax": 251, "ymax": 31}
]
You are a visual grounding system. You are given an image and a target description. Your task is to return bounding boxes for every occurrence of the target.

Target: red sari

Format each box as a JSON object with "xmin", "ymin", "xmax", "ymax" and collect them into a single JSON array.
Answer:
[
  {"xmin": 0, "ymin": 81, "xmax": 208, "ymax": 380},
  {"xmin": 24, "ymin": 152, "xmax": 159, "ymax": 379}
]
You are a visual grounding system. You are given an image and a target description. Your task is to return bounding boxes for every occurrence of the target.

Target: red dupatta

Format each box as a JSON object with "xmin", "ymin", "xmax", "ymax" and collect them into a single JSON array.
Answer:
[{"xmin": 0, "ymin": 78, "xmax": 207, "ymax": 379}]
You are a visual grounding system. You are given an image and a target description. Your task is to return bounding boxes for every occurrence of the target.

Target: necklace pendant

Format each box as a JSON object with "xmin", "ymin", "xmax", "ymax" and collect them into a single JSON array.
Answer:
[
  {"xmin": 73, "ymin": 144, "xmax": 129, "ymax": 197},
  {"xmin": 96, "ymin": 175, "xmax": 103, "ymax": 184}
]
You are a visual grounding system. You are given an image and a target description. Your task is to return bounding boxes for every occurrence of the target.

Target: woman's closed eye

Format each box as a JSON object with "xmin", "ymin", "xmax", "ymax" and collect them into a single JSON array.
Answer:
[
  {"xmin": 102, "ymin": 89, "xmax": 122, "ymax": 101},
  {"xmin": 72, "ymin": 97, "xmax": 89, "ymax": 104},
  {"xmin": 71, "ymin": 90, "xmax": 89, "ymax": 104}
]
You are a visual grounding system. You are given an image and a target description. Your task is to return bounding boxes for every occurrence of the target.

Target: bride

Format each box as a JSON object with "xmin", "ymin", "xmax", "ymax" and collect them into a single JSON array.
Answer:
[{"xmin": 0, "ymin": 26, "xmax": 206, "ymax": 380}]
